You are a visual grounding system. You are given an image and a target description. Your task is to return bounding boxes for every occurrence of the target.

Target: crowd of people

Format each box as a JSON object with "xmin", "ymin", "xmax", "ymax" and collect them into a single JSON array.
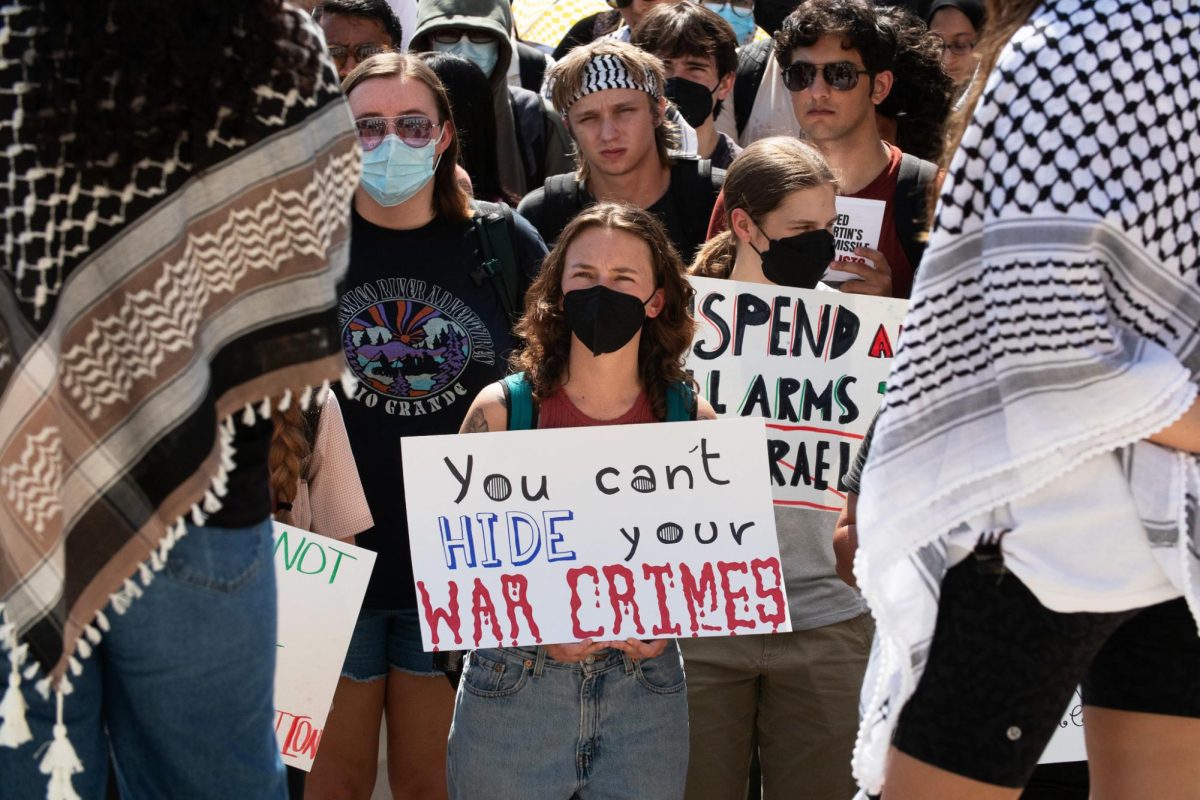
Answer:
[{"xmin": 0, "ymin": 1, "xmax": 1197, "ymax": 800}]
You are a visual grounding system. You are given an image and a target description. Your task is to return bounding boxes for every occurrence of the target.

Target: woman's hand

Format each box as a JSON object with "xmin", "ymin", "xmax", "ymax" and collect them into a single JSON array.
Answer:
[
  {"xmin": 608, "ymin": 638, "xmax": 670, "ymax": 661},
  {"xmin": 544, "ymin": 639, "xmax": 610, "ymax": 663}
]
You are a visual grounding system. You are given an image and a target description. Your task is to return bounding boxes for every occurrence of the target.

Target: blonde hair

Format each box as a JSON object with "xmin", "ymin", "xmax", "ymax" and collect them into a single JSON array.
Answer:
[
  {"xmin": 691, "ymin": 137, "xmax": 836, "ymax": 278},
  {"xmin": 546, "ymin": 40, "xmax": 676, "ymax": 182}
]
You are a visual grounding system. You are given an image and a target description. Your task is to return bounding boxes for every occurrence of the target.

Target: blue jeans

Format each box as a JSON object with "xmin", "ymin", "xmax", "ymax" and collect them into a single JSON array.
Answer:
[
  {"xmin": 446, "ymin": 644, "xmax": 689, "ymax": 799},
  {"xmin": 0, "ymin": 520, "xmax": 286, "ymax": 800}
]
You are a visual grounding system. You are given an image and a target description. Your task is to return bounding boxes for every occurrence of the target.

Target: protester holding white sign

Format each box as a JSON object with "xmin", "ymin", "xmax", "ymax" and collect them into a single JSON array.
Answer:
[
  {"xmin": 686, "ymin": 137, "xmax": 897, "ymax": 800},
  {"xmin": 440, "ymin": 203, "xmax": 720, "ymax": 799}
]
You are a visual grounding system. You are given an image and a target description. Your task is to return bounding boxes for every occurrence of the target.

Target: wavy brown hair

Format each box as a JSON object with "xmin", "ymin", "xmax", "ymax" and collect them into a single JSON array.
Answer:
[
  {"xmin": 511, "ymin": 203, "xmax": 695, "ymax": 421},
  {"xmin": 342, "ymin": 52, "xmax": 472, "ymax": 222},
  {"xmin": 691, "ymin": 137, "xmax": 836, "ymax": 279}
]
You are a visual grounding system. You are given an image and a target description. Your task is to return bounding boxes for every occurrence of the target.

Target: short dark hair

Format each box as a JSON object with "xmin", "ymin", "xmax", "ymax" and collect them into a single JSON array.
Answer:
[
  {"xmin": 773, "ymin": 0, "xmax": 892, "ymax": 75},
  {"xmin": 631, "ymin": 3, "xmax": 738, "ymax": 80},
  {"xmin": 313, "ymin": 0, "xmax": 404, "ymax": 48}
]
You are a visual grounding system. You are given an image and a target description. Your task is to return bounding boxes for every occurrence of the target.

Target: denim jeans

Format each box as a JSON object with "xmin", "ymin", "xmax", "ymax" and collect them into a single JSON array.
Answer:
[
  {"xmin": 0, "ymin": 520, "xmax": 286, "ymax": 800},
  {"xmin": 446, "ymin": 643, "xmax": 689, "ymax": 799}
]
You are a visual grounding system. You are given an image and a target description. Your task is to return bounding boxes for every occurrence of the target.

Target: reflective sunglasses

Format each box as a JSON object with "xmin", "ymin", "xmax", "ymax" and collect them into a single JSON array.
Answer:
[
  {"xmin": 431, "ymin": 29, "xmax": 495, "ymax": 44},
  {"xmin": 354, "ymin": 115, "xmax": 442, "ymax": 151},
  {"xmin": 326, "ymin": 43, "xmax": 392, "ymax": 69},
  {"xmin": 781, "ymin": 60, "xmax": 869, "ymax": 92}
]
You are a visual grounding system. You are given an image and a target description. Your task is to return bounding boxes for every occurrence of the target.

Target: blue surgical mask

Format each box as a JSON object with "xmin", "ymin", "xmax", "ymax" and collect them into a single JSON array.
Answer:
[
  {"xmin": 704, "ymin": 2, "xmax": 757, "ymax": 44},
  {"xmin": 430, "ymin": 35, "xmax": 500, "ymax": 78},
  {"xmin": 359, "ymin": 133, "xmax": 444, "ymax": 207}
]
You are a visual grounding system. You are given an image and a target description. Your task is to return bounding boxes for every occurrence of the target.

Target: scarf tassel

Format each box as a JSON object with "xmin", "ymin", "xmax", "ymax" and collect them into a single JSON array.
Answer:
[
  {"xmin": 0, "ymin": 632, "xmax": 32, "ymax": 748},
  {"xmin": 40, "ymin": 693, "xmax": 82, "ymax": 800}
]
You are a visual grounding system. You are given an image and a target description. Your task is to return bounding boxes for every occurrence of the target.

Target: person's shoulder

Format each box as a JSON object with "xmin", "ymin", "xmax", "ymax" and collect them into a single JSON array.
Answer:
[
  {"xmin": 462, "ymin": 381, "xmax": 510, "ymax": 434},
  {"xmin": 516, "ymin": 186, "xmax": 547, "ymax": 218},
  {"xmin": 511, "ymin": 209, "xmax": 549, "ymax": 255}
]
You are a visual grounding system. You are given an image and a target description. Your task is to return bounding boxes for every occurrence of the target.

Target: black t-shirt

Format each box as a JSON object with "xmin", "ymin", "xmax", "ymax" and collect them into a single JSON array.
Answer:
[
  {"xmin": 204, "ymin": 417, "xmax": 273, "ymax": 529},
  {"xmin": 337, "ymin": 205, "xmax": 547, "ymax": 609},
  {"xmin": 517, "ymin": 159, "xmax": 723, "ymax": 261}
]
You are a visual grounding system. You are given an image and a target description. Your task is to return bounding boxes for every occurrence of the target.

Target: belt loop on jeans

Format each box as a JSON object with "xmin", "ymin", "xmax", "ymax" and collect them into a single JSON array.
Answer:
[
  {"xmin": 533, "ymin": 646, "xmax": 547, "ymax": 677},
  {"xmin": 622, "ymin": 652, "xmax": 635, "ymax": 674}
]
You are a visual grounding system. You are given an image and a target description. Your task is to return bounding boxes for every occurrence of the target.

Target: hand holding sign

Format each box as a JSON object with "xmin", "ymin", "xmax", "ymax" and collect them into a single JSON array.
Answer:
[
  {"xmin": 823, "ymin": 197, "xmax": 887, "ymax": 286},
  {"xmin": 833, "ymin": 246, "xmax": 893, "ymax": 297}
]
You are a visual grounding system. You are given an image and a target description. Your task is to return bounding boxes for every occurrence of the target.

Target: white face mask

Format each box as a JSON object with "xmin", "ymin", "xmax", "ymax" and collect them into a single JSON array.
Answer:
[{"xmin": 430, "ymin": 35, "xmax": 500, "ymax": 78}]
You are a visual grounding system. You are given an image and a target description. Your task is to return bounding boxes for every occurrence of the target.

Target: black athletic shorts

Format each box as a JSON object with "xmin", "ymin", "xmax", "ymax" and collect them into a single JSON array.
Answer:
[{"xmin": 891, "ymin": 555, "xmax": 1200, "ymax": 788}]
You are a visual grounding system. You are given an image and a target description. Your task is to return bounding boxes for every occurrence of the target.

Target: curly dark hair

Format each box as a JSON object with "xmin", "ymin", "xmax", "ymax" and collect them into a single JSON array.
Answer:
[
  {"xmin": 511, "ymin": 203, "xmax": 696, "ymax": 422},
  {"xmin": 23, "ymin": 1, "xmax": 325, "ymax": 185},
  {"xmin": 875, "ymin": 4, "xmax": 954, "ymax": 163},
  {"xmin": 774, "ymin": 0, "xmax": 891, "ymax": 75}
]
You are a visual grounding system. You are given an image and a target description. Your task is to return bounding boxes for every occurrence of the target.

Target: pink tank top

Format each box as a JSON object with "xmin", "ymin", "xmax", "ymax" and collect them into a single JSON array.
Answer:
[{"xmin": 537, "ymin": 388, "xmax": 654, "ymax": 429}]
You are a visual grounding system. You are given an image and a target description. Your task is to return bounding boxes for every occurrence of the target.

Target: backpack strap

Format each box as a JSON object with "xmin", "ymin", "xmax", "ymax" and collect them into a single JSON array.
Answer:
[
  {"xmin": 539, "ymin": 173, "xmax": 587, "ymax": 246},
  {"xmin": 734, "ymin": 39, "xmax": 772, "ymax": 140},
  {"xmin": 500, "ymin": 372, "xmax": 538, "ymax": 430},
  {"xmin": 669, "ymin": 159, "xmax": 725, "ymax": 258},
  {"xmin": 892, "ymin": 152, "xmax": 939, "ymax": 276},
  {"xmin": 664, "ymin": 381, "xmax": 697, "ymax": 422},
  {"xmin": 471, "ymin": 200, "xmax": 524, "ymax": 326}
]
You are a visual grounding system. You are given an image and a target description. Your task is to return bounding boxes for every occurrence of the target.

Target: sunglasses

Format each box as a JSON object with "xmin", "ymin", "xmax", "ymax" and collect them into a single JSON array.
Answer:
[
  {"xmin": 327, "ymin": 43, "xmax": 392, "ymax": 69},
  {"xmin": 354, "ymin": 116, "xmax": 443, "ymax": 151},
  {"xmin": 605, "ymin": 0, "xmax": 635, "ymax": 9},
  {"xmin": 431, "ymin": 29, "xmax": 495, "ymax": 44},
  {"xmin": 781, "ymin": 60, "xmax": 870, "ymax": 92}
]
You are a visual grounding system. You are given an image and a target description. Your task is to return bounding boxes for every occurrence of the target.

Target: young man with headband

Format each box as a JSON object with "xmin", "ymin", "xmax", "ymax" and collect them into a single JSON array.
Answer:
[{"xmin": 517, "ymin": 39, "xmax": 723, "ymax": 259}]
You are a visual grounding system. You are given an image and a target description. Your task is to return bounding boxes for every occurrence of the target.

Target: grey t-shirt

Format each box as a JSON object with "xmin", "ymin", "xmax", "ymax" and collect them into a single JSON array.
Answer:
[{"xmin": 776, "ymin": 504, "xmax": 866, "ymax": 630}]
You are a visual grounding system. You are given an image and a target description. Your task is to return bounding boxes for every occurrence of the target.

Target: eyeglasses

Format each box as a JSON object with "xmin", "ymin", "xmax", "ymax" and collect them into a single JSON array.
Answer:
[
  {"xmin": 354, "ymin": 116, "xmax": 443, "ymax": 151},
  {"xmin": 781, "ymin": 60, "xmax": 869, "ymax": 92},
  {"xmin": 935, "ymin": 36, "xmax": 977, "ymax": 56},
  {"xmin": 605, "ymin": 0, "xmax": 634, "ymax": 9},
  {"xmin": 431, "ymin": 29, "xmax": 495, "ymax": 44},
  {"xmin": 327, "ymin": 43, "xmax": 392, "ymax": 70}
]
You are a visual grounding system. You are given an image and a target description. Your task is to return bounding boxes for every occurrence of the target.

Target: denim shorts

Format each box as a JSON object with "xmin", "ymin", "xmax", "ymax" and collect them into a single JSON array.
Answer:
[
  {"xmin": 447, "ymin": 644, "xmax": 689, "ymax": 799},
  {"xmin": 341, "ymin": 607, "xmax": 440, "ymax": 681}
]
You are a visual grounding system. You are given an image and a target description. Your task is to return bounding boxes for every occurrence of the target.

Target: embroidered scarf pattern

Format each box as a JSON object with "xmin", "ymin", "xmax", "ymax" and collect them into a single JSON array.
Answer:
[
  {"xmin": 0, "ymin": 5, "xmax": 361, "ymax": 696},
  {"xmin": 852, "ymin": 2, "xmax": 1200, "ymax": 794}
]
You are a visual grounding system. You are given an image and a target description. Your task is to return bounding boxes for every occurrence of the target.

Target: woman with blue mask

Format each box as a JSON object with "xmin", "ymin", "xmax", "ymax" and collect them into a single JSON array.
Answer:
[
  {"xmin": 702, "ymin": 0, "xmax": 756, "ymax": 45},
  {"xmin": 305, "ymin": 51, "xmax": 548, "ymax": 800}
]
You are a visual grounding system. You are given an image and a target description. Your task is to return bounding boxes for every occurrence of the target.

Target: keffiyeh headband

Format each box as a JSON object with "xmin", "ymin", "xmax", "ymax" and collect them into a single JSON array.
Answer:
[{"xmin": 567, "ymin": 53, "xmax": 660, "ymax": 108}]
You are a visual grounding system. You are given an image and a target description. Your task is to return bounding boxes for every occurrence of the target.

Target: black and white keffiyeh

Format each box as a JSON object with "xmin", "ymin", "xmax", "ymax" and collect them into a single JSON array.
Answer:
[
  {"xmin": 570, "ymin": 53, "xmax": 661, "ymax": 107},
  {"xmin": 853, "ymin": 1, "xmax": 1200, "ymax": 793}
]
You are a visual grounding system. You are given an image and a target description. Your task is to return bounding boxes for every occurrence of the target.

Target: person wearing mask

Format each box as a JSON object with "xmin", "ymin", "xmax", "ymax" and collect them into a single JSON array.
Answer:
[
  {"xmin": 447, "ymin": 202, "xmax": 717, "ymax": 799},
  {"xmin": 304, "ymin": 52, "xmax": 547, "ymax": 800},
  {"xmin": 0, "ymin": 3, "xmax": 358, "ymax": 798},
  {"xmin": 850, "ymin": 1, "xmax": 1200, "ymax": 798},
  {"xmin": 687, "ymin": 136, "xmax": 873, "ymax": 800},
  {"xmin": 409, "ymin": 0, "xmax": 574, "ymax": 197},
  {"xmin": 313, "ymin": 0, "xmax": 405, "ymax": 79},
  {"xmin": 419, "ymin": 52, "xmax": 520, "ymax": 204},
  {"xmin": 632, "ymin": 2, "xmax": 742, "ymax": 169},
  {"xmin": 702, "ymin": 0, "xmax": 760, "ymax": 46},
  {"xmin": 518, "ymin": 40, "xmax": 725, "ymax": 259},
  {"xmin": 926, "ymin": 0, "xmax": 984, "ymax": 92},
  {"xmin": 713, "ymin": 0, "xmax": 939, "ymax": 299}
]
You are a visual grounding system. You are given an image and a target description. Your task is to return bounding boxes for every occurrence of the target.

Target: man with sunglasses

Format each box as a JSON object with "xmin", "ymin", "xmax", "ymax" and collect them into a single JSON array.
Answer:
[
  {"xmin": 774, "ymin": 0, "xmax": 939, "ymax": 299},
  {"xmin": 410, "ymin": 0, "xmax": 574, "ymax": 196}
]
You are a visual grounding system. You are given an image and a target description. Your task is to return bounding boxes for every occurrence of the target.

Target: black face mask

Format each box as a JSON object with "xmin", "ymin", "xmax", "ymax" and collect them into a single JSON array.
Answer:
[
  {"xmin": 664, "ymin": 76, "xmax": 716, "ymax": 129},
  {"xmin": 752, "ymin": 228, "xmax": 836, "ymax": 289},
  {"xmin": 562, "ymin": 285, "xmax": 653, "ymax": 356}
]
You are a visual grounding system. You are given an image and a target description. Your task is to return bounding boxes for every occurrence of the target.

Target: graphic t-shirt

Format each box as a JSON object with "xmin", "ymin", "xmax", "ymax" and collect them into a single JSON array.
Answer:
[{"xmin": 338, "ymin": 205, "xmax": 547, "ymax": 609}]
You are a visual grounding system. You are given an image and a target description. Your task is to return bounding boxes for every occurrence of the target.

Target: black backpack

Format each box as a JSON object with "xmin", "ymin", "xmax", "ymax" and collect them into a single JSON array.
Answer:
[
  {"xmin": 470, "ymin": 200, "xmax": 525, "ymax": 326},
  {"xmin": 892, "ymin": 153, "xmax": 940, "ymax": 274},
  {"xmin": 516, "ymin": 42, "xmax": 548, "ymax": 93}
]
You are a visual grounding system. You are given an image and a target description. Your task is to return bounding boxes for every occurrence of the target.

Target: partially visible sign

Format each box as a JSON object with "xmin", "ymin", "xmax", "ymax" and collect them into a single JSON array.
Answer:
[
  {"xmin": 1040, "ymin": 687, "xmax": 1087, "ymax": 764},
  {"xmin": 272, "ymin": 522, "xmax": 376, "ymax": 771},
  {"xmin": 825, "ymin": 197, "xmax": 886, "ymax": 285},
  {"xmin": 687, "ymin": 276, "xmax": 907, "ymax": 511}
]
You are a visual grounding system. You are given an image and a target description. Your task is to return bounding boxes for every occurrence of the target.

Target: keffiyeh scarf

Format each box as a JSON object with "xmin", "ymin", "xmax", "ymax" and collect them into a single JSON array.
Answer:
[
  {"xmin": 853, "ymin": 1, "xmax": 1200, "ymax": 794},
  {"xmin": 0, "ymin": 4, "xmax": 359, "ymax": 708}
]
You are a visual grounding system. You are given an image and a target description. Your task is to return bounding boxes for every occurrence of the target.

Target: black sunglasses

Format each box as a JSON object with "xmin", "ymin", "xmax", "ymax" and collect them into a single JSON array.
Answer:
[
  {"xmin": 606, "ymin": 0, "xmax": 634, "ymax": 8},
  {"xmin": 781, "ymin": 60, "xmax": 869, "ymax": 92}
]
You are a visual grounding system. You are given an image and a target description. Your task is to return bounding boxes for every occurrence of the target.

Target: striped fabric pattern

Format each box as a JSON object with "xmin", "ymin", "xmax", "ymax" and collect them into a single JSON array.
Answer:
[{"xmin": 851, "ymin": 2, "xmax": 1200, "ymax": 794}]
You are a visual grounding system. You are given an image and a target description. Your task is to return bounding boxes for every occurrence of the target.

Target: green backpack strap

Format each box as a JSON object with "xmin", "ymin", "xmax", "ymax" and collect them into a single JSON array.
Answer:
[
  {"xmin": 665, "ymin": 381, "xmax": 697, "ymax": 422},
  {"xmin": 500, "ymin": 372, "xmax": 538, "ymax": 430}
]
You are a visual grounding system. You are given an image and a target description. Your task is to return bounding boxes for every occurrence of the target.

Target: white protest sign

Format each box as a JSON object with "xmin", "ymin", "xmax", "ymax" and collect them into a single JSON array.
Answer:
[
  {"xmin": 1040, "ymin": 687, "xmax": 1087, "ymax": 764},
  {"xmin": 688, "ymin": 276, "xmax": 907, "ymax": 510},
  {"xmin": 272, "ymin": 522, "xmax": 376, "ymax": 771},
  {"xmin": 401, "ymin": 417, "xmax": 788, "ymax": 651},
  {"xmin": 824, "ymin": 196, "xmax": 886, "ymax": 285}
]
